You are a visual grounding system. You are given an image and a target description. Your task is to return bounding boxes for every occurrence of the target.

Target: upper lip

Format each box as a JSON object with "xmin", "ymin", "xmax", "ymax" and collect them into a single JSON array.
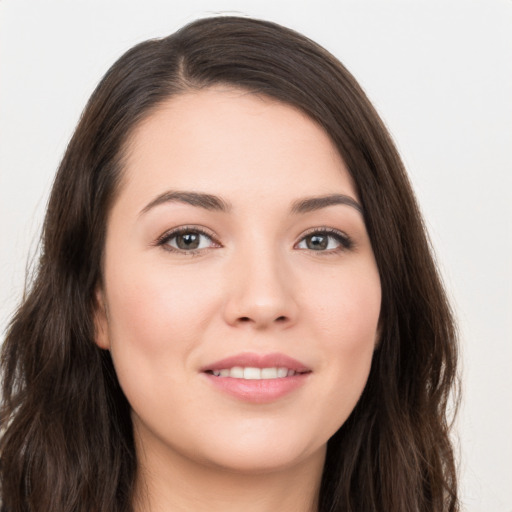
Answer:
[{"xmin": 201, "ymin": 352, "xmax": 311, "ymax": 373}]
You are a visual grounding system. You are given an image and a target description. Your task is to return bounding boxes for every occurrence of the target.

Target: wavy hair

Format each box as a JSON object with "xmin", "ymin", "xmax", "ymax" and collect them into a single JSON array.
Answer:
[{"xmin": 1, "ymin": 16, "xmax": 459, "ymax": 512}]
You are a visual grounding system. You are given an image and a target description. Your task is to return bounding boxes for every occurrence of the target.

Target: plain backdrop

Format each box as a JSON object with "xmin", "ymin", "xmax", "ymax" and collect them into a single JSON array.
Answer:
[{"xmin": 1, "ymin": 1, "xmax": 511, "ymax": 510}]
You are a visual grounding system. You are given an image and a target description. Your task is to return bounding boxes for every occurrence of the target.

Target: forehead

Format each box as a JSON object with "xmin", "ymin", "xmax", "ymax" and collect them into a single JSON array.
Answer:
[{"xmin": 119, "ymin": 87, "xmax": 357, "ymax": 211}]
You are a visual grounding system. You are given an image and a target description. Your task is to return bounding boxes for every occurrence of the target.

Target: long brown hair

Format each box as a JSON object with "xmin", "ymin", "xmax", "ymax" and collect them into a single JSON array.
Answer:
[{"xmin": 1, "ymin": 16, "xmax": 459, "ymax": 512}]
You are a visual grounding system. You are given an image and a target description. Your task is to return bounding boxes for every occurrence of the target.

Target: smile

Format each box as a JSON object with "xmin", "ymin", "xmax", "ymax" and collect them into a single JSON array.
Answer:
[
  {"xmin": 201, "ymin": 353, "xmax": 312, "ymax": 403},
  {"xmin": 206, "ymin": 367, "xmax": 305, "ymax": 379}
]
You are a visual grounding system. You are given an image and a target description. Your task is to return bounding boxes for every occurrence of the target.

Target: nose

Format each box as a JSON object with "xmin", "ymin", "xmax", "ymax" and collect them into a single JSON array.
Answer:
[{"xmin": 222, "ymin": 246, "xmax": 299, "ymax": 330}]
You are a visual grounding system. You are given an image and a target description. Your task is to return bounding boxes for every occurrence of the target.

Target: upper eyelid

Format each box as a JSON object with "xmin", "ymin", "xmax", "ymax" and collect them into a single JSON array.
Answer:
[
  {"xmin": 296, "ymin": 226, "xmax": 351, "ymax": 242},
  {"xmin": 298, "ymin": 226, "xmax": 348, "ymax": 236},
  {"xmin": 155, "ymin": 225, "xmax": 219, "ymax": 246}
]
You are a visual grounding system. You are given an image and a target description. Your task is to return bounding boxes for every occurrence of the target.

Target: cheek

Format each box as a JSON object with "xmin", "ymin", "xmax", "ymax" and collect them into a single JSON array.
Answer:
[
  {"xmin": 106, "ymin": 257, "xmax": 218, "ymax": 340},
  {"xmin": 103, "ymin": 259, "xmax": 222, "ymax": 394},
  {"xmin": 304, "ymin": 264, "xmax": 380, "ymax": 428},
  {"xmin": 308, "ymin": 262, "xmax": 381, "ymax": 346}
]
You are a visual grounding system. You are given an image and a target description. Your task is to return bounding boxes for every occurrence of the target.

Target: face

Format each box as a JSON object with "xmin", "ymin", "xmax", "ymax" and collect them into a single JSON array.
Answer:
[{"xmin": 95, "ymin": 88, "xmax": 381, "ymax": 475}]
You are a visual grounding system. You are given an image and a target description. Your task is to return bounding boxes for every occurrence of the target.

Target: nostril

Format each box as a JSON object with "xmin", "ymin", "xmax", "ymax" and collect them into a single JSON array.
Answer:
[{"xmin": 237, "ymin": 315, "xmax": 287, "ymax": 324}]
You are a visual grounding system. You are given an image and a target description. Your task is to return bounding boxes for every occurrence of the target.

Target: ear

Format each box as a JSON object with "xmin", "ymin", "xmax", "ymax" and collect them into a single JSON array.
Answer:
[{"xmin": 93, "ymin": 287, "xmax": 110, "ymax": 350}]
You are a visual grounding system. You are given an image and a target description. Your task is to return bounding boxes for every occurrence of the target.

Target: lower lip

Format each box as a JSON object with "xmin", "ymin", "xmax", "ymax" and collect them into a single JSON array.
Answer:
[{"xmin": 203, "ymin": 373, "xmax": 310, "ymax": 403}]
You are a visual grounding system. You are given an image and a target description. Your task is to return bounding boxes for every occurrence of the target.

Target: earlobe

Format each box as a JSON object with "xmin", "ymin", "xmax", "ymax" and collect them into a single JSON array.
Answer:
[{"xmin": 93, "ymin": 287, "xmax": 110, "ymax": 350}]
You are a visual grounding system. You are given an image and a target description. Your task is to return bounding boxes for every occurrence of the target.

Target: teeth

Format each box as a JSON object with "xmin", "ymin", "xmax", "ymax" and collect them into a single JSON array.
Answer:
[
  {"xmin": 230, "ymin": 366, "xmax": 244, "ymax": 378},
  {"xmin": 277, "ymin": 367, "xmax": 288, "ymax": 378},
  {"xmin": 244, "ymin": 367, "xmax": 261, "ymax": 379},
  {"xmin": 210, "ymin": 366, "xmax": 298, "ymax": 379},
  {"xmin": 261, "ymin": 367, "xmax": 277, "ymax": 379}
]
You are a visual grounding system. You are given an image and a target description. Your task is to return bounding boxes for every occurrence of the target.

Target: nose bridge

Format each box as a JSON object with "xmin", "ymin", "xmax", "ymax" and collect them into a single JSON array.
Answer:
[{"xmin": 224, "ymin": 237, "xmax": 297, "ymax": 328}]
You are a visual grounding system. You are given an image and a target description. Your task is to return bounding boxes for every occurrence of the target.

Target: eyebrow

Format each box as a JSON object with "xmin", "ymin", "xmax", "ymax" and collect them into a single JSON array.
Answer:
[
  {"xmin": 140, "ymin": 190, "xmax": 363, "ymax": 216},
  {"xmin": 290, "ymin": 194, "xmax": 363, "ymax": 215},
  {"xmin": 140, "ymin": 190, "xmax": 232, "ymax": 215}
]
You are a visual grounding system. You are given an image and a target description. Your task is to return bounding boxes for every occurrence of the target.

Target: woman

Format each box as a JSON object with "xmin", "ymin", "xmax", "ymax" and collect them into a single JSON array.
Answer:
[{"xmin": 0, "ymin": 16, "xmax": 459, "ymax": 512}]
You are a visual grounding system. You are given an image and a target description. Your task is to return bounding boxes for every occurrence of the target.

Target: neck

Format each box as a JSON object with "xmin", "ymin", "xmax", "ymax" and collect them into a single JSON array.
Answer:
[{"xmin": 132, "ymin": 434, "xmax": 326, "ymax": 512}]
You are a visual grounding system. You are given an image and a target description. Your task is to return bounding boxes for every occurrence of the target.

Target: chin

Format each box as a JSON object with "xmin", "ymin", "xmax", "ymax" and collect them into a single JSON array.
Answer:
[{"xmin": 191, "ymin": 430, "xmax": 327, "ymax": 475}]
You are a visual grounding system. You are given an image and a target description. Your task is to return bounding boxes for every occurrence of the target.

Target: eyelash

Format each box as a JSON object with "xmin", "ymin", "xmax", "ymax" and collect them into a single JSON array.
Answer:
[
  {"xmin": 155, "ymin": 226, "xmax": 220, "ymax": 255},
  {"xmin": 155, "ymin": 226, "xmax": 354, "ymax": 255},
  {"xmin": 297, "ymin": 227, "xmax": 354, "ymax": 253}
]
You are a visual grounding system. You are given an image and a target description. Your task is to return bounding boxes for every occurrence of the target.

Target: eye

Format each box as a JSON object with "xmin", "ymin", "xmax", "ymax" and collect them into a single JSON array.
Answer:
[
  {"xmin": 296, "ymin": 228, "xmax": 353, "ymax": 252},
  {"xmin": 157, "ymin": 227, "xmax": 220, "ymax": 253}
]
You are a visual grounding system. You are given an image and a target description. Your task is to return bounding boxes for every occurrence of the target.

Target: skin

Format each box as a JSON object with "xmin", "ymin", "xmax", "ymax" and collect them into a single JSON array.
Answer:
[{"xmin": 95, "ymin": 88, "xmax": 381, "ymax": 512}]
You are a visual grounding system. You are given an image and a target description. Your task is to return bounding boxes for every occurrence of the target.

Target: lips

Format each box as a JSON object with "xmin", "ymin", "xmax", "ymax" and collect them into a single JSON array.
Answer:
[{"xmin": 201, "ymin": 352, "xmax": 311, "ymax": 403}]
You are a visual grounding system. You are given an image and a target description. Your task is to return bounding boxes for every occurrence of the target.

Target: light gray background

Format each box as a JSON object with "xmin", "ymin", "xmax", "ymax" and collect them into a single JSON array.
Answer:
[{"xmin": 1, "ymin": 1, "xmax": 511, "ymax": 510}]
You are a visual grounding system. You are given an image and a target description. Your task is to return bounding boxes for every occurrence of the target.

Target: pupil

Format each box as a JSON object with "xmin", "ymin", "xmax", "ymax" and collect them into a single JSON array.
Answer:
[
  {"xmin": 307, "ymin": 235, "xmax": 327, "ymax": 250},
  {"xmin": 177, "ymin": 233, "xmax": 200, "ymax": 250}
]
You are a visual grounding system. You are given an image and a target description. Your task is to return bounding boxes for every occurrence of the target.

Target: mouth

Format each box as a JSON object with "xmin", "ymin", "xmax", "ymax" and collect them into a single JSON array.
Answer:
[
  {"xmin": 201, "ymin": 353, "xmax": 312, "ymax": 403},
  {"xmin": 205, "ymin": 367, "xmax": 308, "ymax": 379}
]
